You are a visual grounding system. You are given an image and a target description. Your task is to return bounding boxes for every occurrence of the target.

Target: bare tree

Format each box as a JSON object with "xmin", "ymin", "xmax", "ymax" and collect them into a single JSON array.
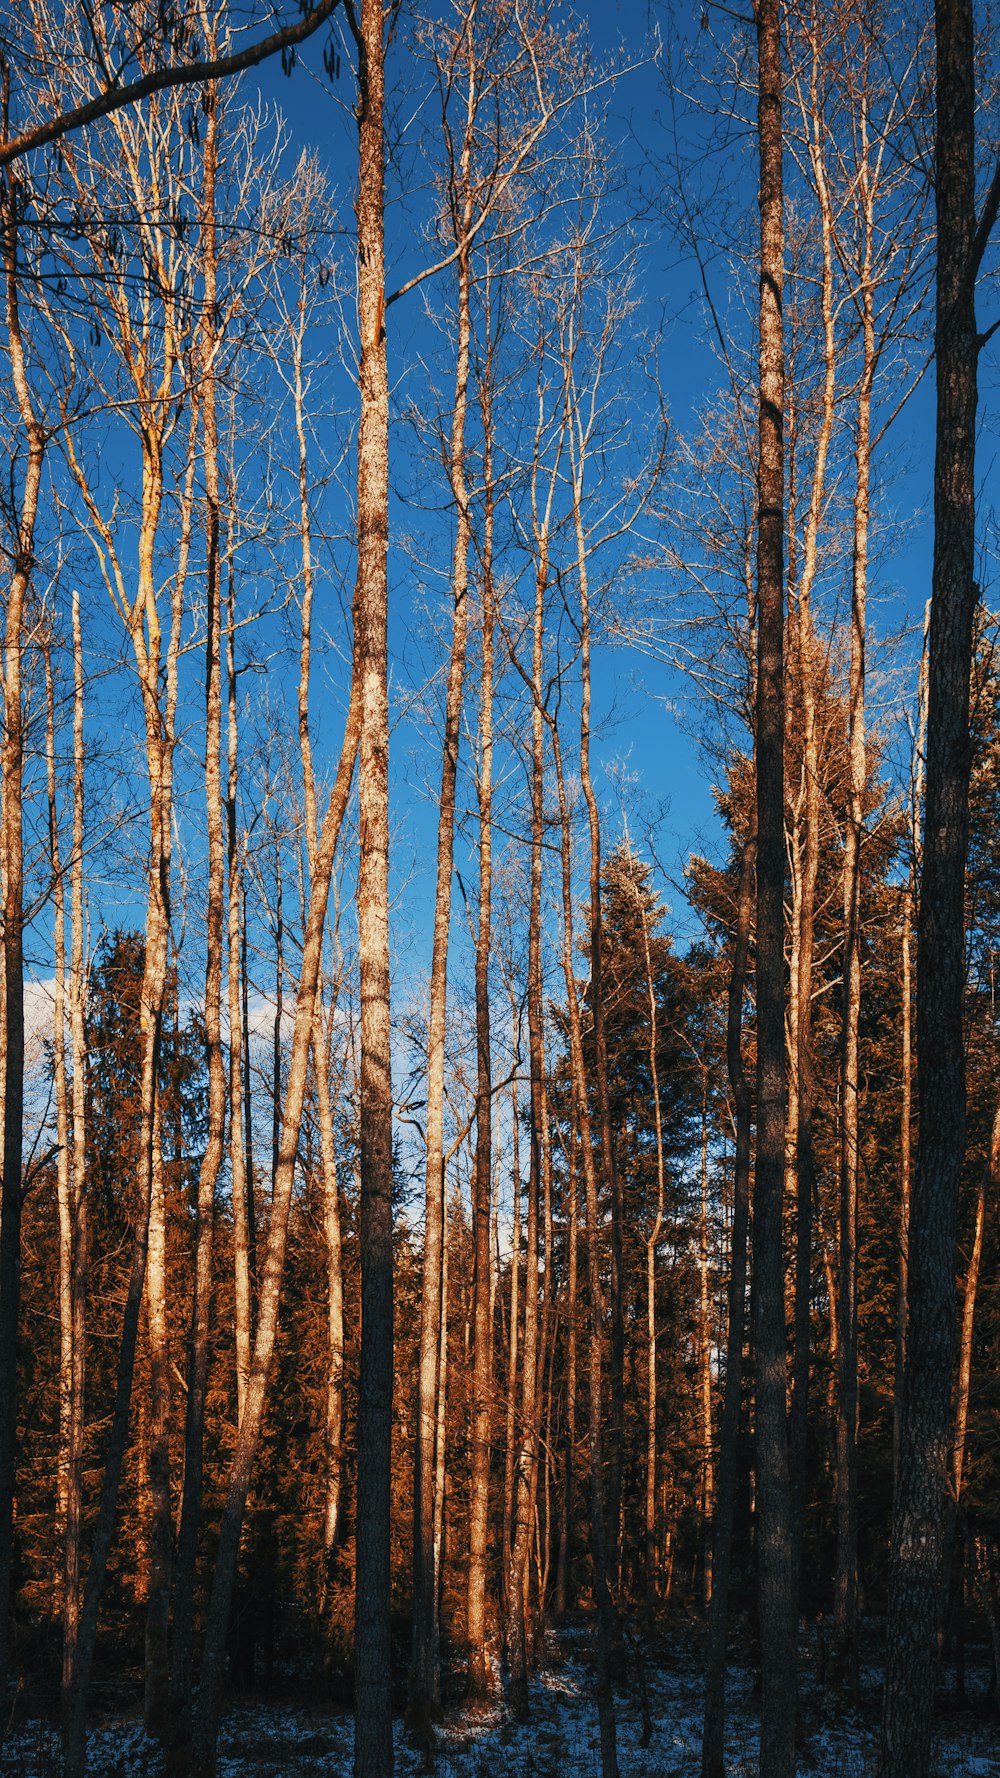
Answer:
[{"xmin": 0, "ymin": 1, "xmax": 342, "ymax": 168}]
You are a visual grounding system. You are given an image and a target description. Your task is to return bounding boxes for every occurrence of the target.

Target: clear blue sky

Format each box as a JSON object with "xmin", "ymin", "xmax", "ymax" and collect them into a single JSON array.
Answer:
[{"xmin": 245, "ymin": 0, "xmax": 953, "ymax": 973}]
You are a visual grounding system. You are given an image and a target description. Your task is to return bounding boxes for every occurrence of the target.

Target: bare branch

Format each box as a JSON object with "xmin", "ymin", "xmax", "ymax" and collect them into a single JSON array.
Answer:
[{"xmin": 0, "ymin": 1, "xmax": 341, "ymax": 168}]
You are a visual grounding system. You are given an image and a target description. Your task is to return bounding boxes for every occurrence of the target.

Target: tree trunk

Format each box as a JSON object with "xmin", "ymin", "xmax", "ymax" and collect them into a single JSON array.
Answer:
[
  {"xmin": 188, "ymin": 670, "xmax": 361, "ymax": 1774},
  {"xmin": 877, "ymin": 1, "xmax": 994, "ymax": 1769},
  {"xmin": 227, "ymin": 562, "xmax": 253, "ymax": 1422},
  {"xmin": 555, "ymin": 1105, "xmax": 577, "ymax": 1619},
  {"xmin": 351, "ymin": 5, "xmax": 394, "ymax": 1772},
  {"xmin": 549, "ymin": 719, "xmax": 619, "ymax": 1778},
  {"xmin": 789, "ymin": 42, "xmax": 838, "ymax": 1599},
  {"xmin": 894, "ymin": 880, "xmax": 913, "ymax": 1483},
  {"xmin": 506, "ymin": 558, "xmax": 545, "ymax": 1724},
  {"xmin": 287, "ymin": 207, "xmax": 346, "ymax": 1615},
  {"xmin": 0, "ymin": 165, "xmax": 46, "ymax": 1712},
  {"xmin": 62, "ymin": 584, "xmax": 88, "ymax": 1717},
  {"xmin": 502, "ymin": 1068, "xmax": 521, "ymax": 1605},
  {"xmin": 63, "ymin": 270, "xmax": 188, "ymax": 1776},
  {"xmin": 467, "ymin": 417, "xmax": 496, "ymax": 1694},
  {"xmin": 145, "ymin": 1107, "xmax": 173, "ymax": 1740},
  {"xmin": 315, "ymin": 993, "xmax": 345, "ymax": 1605},
  {"xmin": 699, "ymin": 1056, "xmax": 715, "ymax": 1605},
  {"xmin": 171, "ymin": 72, "xmax": 227, "ymax": 1751},
  {"xmin": 410, "ymin": 138, "xmax": 474, "ymax": 1740},
  {"xmin": 753, "ymin": 5, "xmax": 797, "ymax": 1773},
  {"xmin": 574, "ymin": 473, "xmax": 624, "ymax": 1604},
  {"xmin": 45, "ymin": 632, "xmax": 72, "ymax": 1560},
  {"xmin": 633, "ymin": 871, "xmax": 667, "ymax": 1614},
  {"xmin": 834, "ymin": 130, "xmax": 874, "ymax": 1690},
  {"xmin": 952, "ymin": 1100, "xmax": 995, "ymax": 1504},
  {"xmin": 701, "ymin": 836, "xmax": 756, "ymax": 1778}
]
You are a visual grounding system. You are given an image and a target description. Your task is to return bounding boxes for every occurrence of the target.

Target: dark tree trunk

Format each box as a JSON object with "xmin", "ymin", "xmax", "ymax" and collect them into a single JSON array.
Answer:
[
  {"xmin": 877, "ymin": 3, "xmax": 997, "ymax": 1769},
  {"xmin": 0, "ymin": 166, "xmax": 45, "ymax": 1721},
  {"xmin": 753, "ymin": 4, "xmax": 797, "ymax": 1774},
  {"xmin": 701, "ymin": 835, "xmax": 756, "ymax": 1778},
  {"xmin": 171, "ymin": 73, "xmax": 226, "ymax": 1759}
]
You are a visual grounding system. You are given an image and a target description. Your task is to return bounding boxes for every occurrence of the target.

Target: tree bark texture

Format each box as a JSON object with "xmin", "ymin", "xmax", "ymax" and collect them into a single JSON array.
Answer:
[
  {"xmin": 753, "ymin": 5, "xmax": 797, "ymax": 1773},
  {"xmin": 350, "ymin": 4, "xmax": 394, "ymax": 1772},
  {"xmin": 701, "ymin": 836, "xmax": 756, "ymax": 1778},
  {"xmin": 171, "ymin": 71, "xmax": 227, "ymax": 1752},
  {"xmin": 467, "ymin": 381, "xmax": 496, "ymax": 1695},
  {"xmin": 0, "ymin": 165, "xmax": 45, "ymax": 1714},
  {"xmin": 878, "ymin": 1, "xmax": 989, "ymax": 1770}
]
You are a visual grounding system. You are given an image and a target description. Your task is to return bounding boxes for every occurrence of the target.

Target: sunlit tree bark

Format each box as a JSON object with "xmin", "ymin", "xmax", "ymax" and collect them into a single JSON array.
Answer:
[{"xmin": 753, "ymin": 4, "xmax": 797, "ymax": 1774}]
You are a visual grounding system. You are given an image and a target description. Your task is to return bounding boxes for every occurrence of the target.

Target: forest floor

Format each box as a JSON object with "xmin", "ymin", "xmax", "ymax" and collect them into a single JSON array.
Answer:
[{"xmin": 4, "ymin": 1623, "xmax": 999, "ymax": 1777}]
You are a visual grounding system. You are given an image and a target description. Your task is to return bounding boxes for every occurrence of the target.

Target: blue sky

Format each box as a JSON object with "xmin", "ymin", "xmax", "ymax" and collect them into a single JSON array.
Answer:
[
  {"xmin": 244, "ymin": 0, "xmax": 963, "ymax": 977},
  {"xmin": 29, "ymin": 1, "xmax": 994, "ymax": 1099},
  {"xmin": 23, "ymin": 0, "xmax": 1000, "ymax": 1210}
]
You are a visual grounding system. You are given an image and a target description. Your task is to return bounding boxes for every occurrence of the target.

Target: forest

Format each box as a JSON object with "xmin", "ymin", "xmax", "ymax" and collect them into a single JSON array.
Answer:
[{"xmin": 0, "ymin": 2, "xmax": 999, "ymax": 1777}]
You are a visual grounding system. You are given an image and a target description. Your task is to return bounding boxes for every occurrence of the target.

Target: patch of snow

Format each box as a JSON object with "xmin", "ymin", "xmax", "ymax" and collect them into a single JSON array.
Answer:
[{"xmin": 7, "ymin": 1633, "xmax": 999, "ymax": 1776}]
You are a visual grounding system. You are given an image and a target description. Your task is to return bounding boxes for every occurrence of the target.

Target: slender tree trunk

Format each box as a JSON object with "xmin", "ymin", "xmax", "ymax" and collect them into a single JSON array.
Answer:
[
  {"xmin": 410, "ymin": 141, "xmax": 475, "ymax": 1735},
  {"xmin": 573, "ymin": 478, "xmax": 624, "ymax": 1603},
  {"xmin": 241, "ymin": 879, "xmax": 257, "ymax": 1310},
  {"xmin": 188, "ymin": 667, "xmax": 361, "ymax": 1774},
  {"xmin": 145, "ymin": 1105, "xmax": 172, "ymax": 1739},
  {"xmin": 0, "ymin": 164, "xmax": 46, "ymax": 1711},
  {"xmin": 789, "ymin": 48, "xmax": 837, "ymax": 1595},
  {"xmin": 754, "ymin": 5, "xmax": 797, "ymax": 1773},
  {"xmin": 350, "ymin": 5, "xmax": 394, "ymax": 1772},
  {"xmin": 555, "ymin": 1106, "xmax": 577, "ymax": 1618},
  {"xmin": 502, "ymin": 1071, "xmax": 521, "ymax": 1601},
  {"xmin": 64, "ymin": 330, "xmax": 187, "ymax": 1778},
  {"xmin": 895, "ymin": 610, "xmax": 926, "ymax": 1485},
  {"xmin": 834, "ymin": 132, "xmax": 874, "ymax": 1689},
  {"xmin": 877, "ymin": 1, "xmax": 996, "ymax": 1768},
  {"xmin": 227, "ymin": 556, "xmax": 252, "ymax": 1425},
  {"xmin": 288, "ymin": 217, "xmax": 346, "ymax": 1613},
  {"xmin": 506, "ymin": 565, "xmax": 545, "ymax": 1724},
  {"xmin": 467, "ymin": 434, "xmax": 496, "ymax": 1694},
  {"xmin": 701, "ymin": 836, "xmax": 756, "ymax": 1778},
  {"xmin": 45, "ymin": 634, "xmax": 72, "ymax": 1557},
  {"xmin": 634, "ymin": 876, "xmax": 666, "ymax": 1614},
  {"xmin": 64, "ymin": 719, "xmax": 172, "ymax": 1778},
  {"xmin": 506, "ymin": 318, "xmax": 569, "ymax": 1711},
  {"xmin": 952, "ymin": 1099, "xmax": 995, "ymax": 1505},
  {"xmin": 699, "ymin": 1058, "xmax": 715, "ymax": 1606},
  {"xmin": 894, "ymin": 880, "xmax": 913, "ymax": 1482},
  {"xmin": 549, "ymin": 719, "xmax": 619, "ymax": 1778},
  {"xmin": 171, "ymin": 71, "xmax": 227, "ymax": 1752},
  {"xmin": 271, "ymin": 842, "xmax": 284, "ymax": 1197},
  {"xmin": 526, "ymin": 1077, "xmax": 554, "ymax": 1665},
  {"xmin": 316, "ymin": 990, "xmax": 345, "ymax": 1602},
  {"xmin": 62, "ymin": 583, "xmax": 87, "ymax": 1716},
  {"xmin": 432, "ymin": 1182, "xmax": 450, "ymax": 1682}
]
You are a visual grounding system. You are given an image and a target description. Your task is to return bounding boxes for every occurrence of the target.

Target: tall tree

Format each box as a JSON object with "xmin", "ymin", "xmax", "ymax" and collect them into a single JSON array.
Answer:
[
  {"xmin": 0, "ymin": 140, "xmax": 46, "ymax": 1720},
  {"xmin": 346, "ymin": 3, "xmax": 394, "ymax": 1773},
  {"xmin": 753, "ymin": 2, "xmax": 797, "ymax": 1774},
  {"xmin": 878, "ymin": 0, "xmax": 1000, "ymax": 1770},
  {"xmin": 701, "ymin": 833, "xmax": 755, "ymax": 1778}
]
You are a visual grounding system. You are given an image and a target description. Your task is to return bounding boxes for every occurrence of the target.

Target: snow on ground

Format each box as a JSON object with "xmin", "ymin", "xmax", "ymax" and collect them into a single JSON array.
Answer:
[{"xmin": 5, "ymin": 1630, "xmax": 999, "ymax": 1776}]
